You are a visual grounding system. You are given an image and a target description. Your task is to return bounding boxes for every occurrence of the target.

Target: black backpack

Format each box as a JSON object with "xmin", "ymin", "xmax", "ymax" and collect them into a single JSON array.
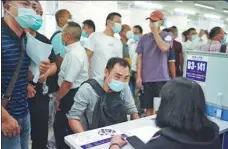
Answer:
[
  {"xmin": 47, "ymin": 31, "xmax": 62, "ymax": 93},
  {"xmin": 83, "ymin": 79, "xmax": 128, "ymax": 130}
]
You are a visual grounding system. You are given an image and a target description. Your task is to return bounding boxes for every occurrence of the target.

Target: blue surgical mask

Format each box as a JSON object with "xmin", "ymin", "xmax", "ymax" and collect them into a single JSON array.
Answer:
[
  {"xmin": 112, "ymin": 23, "xmax": 122, "ymax": 34},
  {"xmin": 6, "ymin": 4, "xmax": 42, "ymax": 30},
  {"xmin": 192, "ymin": 34, "xmax": 199, "ymax": 41},
  {"xmin": 81, "ymin": 30, "xmax": 88, "ymax": 38},
  {"xmin": 221, "ymin": 35, "xmax": 227, "ymax": 45},
  {"xmin": 133, "ymin": 34, "xmax": 140, "ymax": 41},
  {"xmin": 30, "ymin": 15, "xmax": 43, "ymax": 31},
  {"xmin": 108, "ymin": 79, "xmax": 126, "ymax": 92}
]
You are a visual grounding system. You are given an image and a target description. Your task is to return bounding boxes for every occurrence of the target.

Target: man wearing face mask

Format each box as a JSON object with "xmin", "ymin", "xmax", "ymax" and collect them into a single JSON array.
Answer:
[
  {"xmin": 136, "ymin": 10, "xmax": 173, "ymax": 116},
  {"xmin": 48, "ymin": 8, "xmax": 72, "ymax": 132},
  {"xmin": 182, "ymin": 28, "xmax": 206, "ymax": 52},
  {"xmin": 1, "ymin": 0, "xmax": 50, "ymax": 149},
  {"xmin": 128, "ymin": 25, "xmax": 143, "ymax": 93},
  {"xmin": 25, "ymin": 1, "xmax": 57, "ymax": 149},
  {"xmin": 67, "ymin": 57, "xmax": 139, "ymax": 133},
  {"xmin": 201, "ymin": 27, "xmax": 227, "ymax": 52},
  {"xmin": 54, "ymin": 22, "xmax": 89, "ymax": 149},
  {"xmin": 119, "ymin": 24, "xmax": 132, "ymax": 67},
  {"xmin": 80, "ymin": 19, "xmax": 96, "ymax": 47},
  {"xmin": 85, "ymin": 12, "xmax": 123, "ymax": 78}
]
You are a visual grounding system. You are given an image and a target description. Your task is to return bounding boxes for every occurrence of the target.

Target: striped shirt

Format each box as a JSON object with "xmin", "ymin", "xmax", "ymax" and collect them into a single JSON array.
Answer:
[{"xmin": 1, "ymin": 18, "xmax": 30, "ymax": 118}]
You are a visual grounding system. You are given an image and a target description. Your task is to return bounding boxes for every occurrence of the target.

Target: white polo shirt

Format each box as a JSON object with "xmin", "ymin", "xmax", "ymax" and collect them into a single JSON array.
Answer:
[
  {"xmin": 58, "ymin": 41, "xmax": 89, "ymax": 89},
  {"xmin": 84, "ymin": 32, "xmax": 123, "ymax": 78}
]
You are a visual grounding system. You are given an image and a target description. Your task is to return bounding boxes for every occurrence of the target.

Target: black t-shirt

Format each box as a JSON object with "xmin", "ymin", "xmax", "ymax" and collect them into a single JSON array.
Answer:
[{"xmin": 29, "ymin": 32, "xmax": 56, "ymax": 96}]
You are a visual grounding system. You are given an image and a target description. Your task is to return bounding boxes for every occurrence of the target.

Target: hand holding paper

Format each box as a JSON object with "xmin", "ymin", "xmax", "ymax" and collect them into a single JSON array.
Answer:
[{"xmin": 39, "ymin": 60, "xmax": 50, "ymax": 75}]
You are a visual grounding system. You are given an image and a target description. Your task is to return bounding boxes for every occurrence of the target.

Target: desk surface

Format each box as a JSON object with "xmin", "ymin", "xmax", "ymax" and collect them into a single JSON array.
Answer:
[{"xmin": 65, "ymin": 116, "xmax": 228, "ymax": 149}]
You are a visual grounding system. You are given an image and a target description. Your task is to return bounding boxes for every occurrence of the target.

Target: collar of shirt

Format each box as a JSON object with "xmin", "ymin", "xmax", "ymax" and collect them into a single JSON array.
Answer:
[
  {"xmin": 65, "ymin": 41, "xmax": 81, "ymax": 53},
  {"xmin": 56, "ymin": 26, "xmax": 62, "ymax": 31},
  {"xmin": 1, "ymin": 18, "xmax": 26, "ymax": 40}
]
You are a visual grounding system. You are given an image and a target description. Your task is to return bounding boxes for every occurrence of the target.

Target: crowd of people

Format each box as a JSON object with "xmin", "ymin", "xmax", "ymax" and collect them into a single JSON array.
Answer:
[{"xmin": 1, "ymin": 1, "xmax": 226, "ymax": 149}]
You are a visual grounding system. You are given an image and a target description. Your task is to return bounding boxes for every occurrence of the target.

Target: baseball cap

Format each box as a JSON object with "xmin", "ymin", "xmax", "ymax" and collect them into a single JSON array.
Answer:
[{"xmin": 146, "ymin": 10, "xmax": 164, "ymax": 21}]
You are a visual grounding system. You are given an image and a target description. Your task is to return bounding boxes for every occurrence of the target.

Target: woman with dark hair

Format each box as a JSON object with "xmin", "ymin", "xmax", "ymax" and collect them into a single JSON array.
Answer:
[
  {"xmin": 182, "ymin": 30, "xmax": 188, "ymax": 42},
  {"xmin": 201, "ymin": 27, "xmax": 226, "ymax": 52},
  {"xmin": 110, "ymin": 78, "xmax": 221, "ymax": 149}
]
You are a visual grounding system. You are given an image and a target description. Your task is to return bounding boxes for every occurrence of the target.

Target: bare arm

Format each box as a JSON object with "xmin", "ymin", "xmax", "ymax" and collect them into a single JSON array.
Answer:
[
  {"xmin": 169, "ymin": 62, "xmax": 176, "ymax": 79},
  {"xmin": 153, "ymin": 32, "xmax": 170, "ymax": 52},
  {"xmin": 56, "ymin": 55, "xmax": 63, "ymax": 71},
  {"xmin": 68, "ymin": 119, "xmax": 85, "ymax": 133},
  {"xmin": 136, "ymin": 54, "xmax": 142, "ymax": 79},
  {"xmin": 86, "ymin": 48, "xmax": 93, "ymax": 75},
  {"xmin": 56, "ymin": 81, "xmax": 72, "ymax": 102},
  {"xmin": 46, "ymin": 62, "xmax": 57, "ymax": 77}
]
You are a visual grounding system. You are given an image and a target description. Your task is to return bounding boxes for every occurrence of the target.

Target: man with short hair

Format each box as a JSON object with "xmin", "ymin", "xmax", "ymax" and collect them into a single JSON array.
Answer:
[
  {"xmin": 1, "ymin": 1, "xmax": 50, "ymax": 149},
  {"xmin": 170, "ymin": 26, "xmax": 184, "ymax": 77},
  {"xmin": 183, "ymin": 28, "xmax": 206, "ymax": 51},
  {"xmin": 48, "ymin": 8, "xmax": 72, "ymax": 132},
  {"xmin": 119, "ymin": 24, "xmax": 132, "ymax": 66},
  {"xmin": 67, "ymin": 57, "xmax": 139, "ymax": 133},
  {"xmin": 136, "ymin": 10, "xmax": 173, "ymax": 116},
  {"xmin": 54, "ymin": 22, "xmax": 89, "ymax": 149},
  {"xmin": 80, "ymin": 19, "xmax": 96, "ymax": 47},
  {"xmin": 51, "ymin": 9, "xmax": 72, "ymax": 68},
  {"xmin": 25, "ymin": 1, "xmax": 57, "ymax": 149},
  {"xmin": 85, "ymin": 12, "xmax": 123, "ymax": 78}
]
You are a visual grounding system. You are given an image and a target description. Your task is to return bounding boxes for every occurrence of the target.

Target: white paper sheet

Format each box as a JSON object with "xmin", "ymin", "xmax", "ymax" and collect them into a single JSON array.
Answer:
[
  {"xmin": 128, "ymin": 126, "xmax": 160, "ymax": 143},
  {"xmin": 30, "ymin": 61, "xmax": 40, "ymax": 83},
  {"xmin": 26, "ymin": 32, "xmax": 52, "ymax": 64},
  {"xmin": 26, "ymin": 32, "xmax": 53, "ymax": 83}
]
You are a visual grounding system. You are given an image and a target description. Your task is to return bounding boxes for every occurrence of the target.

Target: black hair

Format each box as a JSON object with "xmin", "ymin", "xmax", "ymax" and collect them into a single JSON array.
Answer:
[
  {"xmin": 3, "ymin": 0, "xmax": 7, "ymax": 4},
  {"xmin": 170, "ymin": 26, "xmax": 177, "ymax": 30},
  {"xmin": 162, "ymin": 28, "xmax": 171, "ymax": 32},
  {"xmin": 105, "ymin": 12, "xmax": 121, "ymax": 26},
  {"xmin": 106, "ymin": 57, "xmax": 130, "ymax": 71},
  {"xmin": 209, "ymin": 27, "xmax": 222, "ymax": 40},
  {"xmin": 133, "ymin": 25, "xmax": 143, "ymax": 34},
  {"xmin": 187, "ymin": 28, "xmax": 196, "ymax": 35},
  {"xmin": 182, "ymin": 30, "xmax": 188, "ymax": 42},
  {"xmin": 83, "ymin": 19, "xmax": 96, "ymax": 32},
  {"xmin": 55, "ymin": 9, "xmax": 71, "ymax": 24},
  {"xmin": 66, "ymin": 21, "xmax": 81, "ymax": 40},
  {"xmin": 156, "ymin": 77, "xmax": 218, "ymax": 138}
]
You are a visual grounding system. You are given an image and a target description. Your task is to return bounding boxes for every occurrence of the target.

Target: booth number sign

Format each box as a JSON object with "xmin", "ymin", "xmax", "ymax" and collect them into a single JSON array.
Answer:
[{"xmin": 186, "ymin": 55, "xmax": 208, "ymax": 83}]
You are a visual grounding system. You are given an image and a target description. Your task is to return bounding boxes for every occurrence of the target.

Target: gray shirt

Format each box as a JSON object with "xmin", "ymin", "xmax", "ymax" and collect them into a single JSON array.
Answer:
[
  {"xmin": 136, "ymin": 31, "xmax": 173, "ymax": 82},
  {"xmin": 67, "ymin": 77, "xmax": 138, "ymax": 130}
]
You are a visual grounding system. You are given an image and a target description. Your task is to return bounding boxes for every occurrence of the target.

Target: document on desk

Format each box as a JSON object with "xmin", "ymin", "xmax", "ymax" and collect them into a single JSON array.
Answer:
[
  {"xmin": 128, "ymin": 126, "xmax": 160, "ymax": 143},
  {"xmin": 67, "ymin": 127, "xmax": 131, "ymax": 149}
]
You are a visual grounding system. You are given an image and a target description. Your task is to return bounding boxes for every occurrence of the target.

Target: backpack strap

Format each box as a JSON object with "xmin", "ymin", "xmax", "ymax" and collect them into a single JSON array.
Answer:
[
  {"xmin": 83, "ymin": 79, "xmax": 105, "ymax": 97},
  {"xmin": 50, "ymin": 30, "xmax": 61, "ymax": 42}
]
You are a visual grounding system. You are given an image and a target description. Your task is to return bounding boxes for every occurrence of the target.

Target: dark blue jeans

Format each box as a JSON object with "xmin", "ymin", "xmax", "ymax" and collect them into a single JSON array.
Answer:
[{"xmin": 1, "ymin": 113, "xmax": 30, "ymax": 149}]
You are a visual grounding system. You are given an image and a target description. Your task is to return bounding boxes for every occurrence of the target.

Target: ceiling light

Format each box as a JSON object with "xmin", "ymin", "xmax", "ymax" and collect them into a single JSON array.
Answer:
[
  {"xmin": 194, "ymin": 3, "xmax": 215, "ymax": 10},
  {"xmin": 134, "ymin": 1, "xmax": 163, "ymax": 9},
  {"xmin": 204, "ymin": 14, "xmax": 220, "ymax": 20},
  {"xmin": 176, "ymin": 0, "xmax": 183, "ymax": 2},
  {"xmin": 223, "ymin": 9, "xmax": 228, "ymax": 13},
  {"xmin": 174, "ymin": 8, "xmax": 195, "ymax": 15}
]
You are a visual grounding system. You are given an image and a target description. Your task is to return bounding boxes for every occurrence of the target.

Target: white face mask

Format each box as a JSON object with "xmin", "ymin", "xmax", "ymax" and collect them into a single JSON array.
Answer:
[{"xmin": 126, "ymin": 30, "xmax": 133, "ymax": 39}]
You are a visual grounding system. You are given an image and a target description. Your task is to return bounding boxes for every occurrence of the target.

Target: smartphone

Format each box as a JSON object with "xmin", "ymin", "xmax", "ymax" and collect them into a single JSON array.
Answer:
[{"xmin": 126, "ymin": 136, "xmax": 145, "ymax": 149}]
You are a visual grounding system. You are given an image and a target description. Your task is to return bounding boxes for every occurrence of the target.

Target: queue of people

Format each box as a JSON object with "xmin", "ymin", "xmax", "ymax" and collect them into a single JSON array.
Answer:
[{"xmin": 1, "ymin": 1, "xmax": 226, "ymax": 149}]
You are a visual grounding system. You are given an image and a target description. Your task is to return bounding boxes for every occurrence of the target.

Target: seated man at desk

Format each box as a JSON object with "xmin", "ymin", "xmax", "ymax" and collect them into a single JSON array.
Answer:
[{"xmin": 67, "ymin": 57, "xmax": 139, "ymax": 133}]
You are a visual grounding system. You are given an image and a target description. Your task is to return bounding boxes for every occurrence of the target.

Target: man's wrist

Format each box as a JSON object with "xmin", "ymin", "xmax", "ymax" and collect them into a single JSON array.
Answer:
[{"xmin": 109, "ymin": 143, "xmax": 121, "ymax": 149}]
